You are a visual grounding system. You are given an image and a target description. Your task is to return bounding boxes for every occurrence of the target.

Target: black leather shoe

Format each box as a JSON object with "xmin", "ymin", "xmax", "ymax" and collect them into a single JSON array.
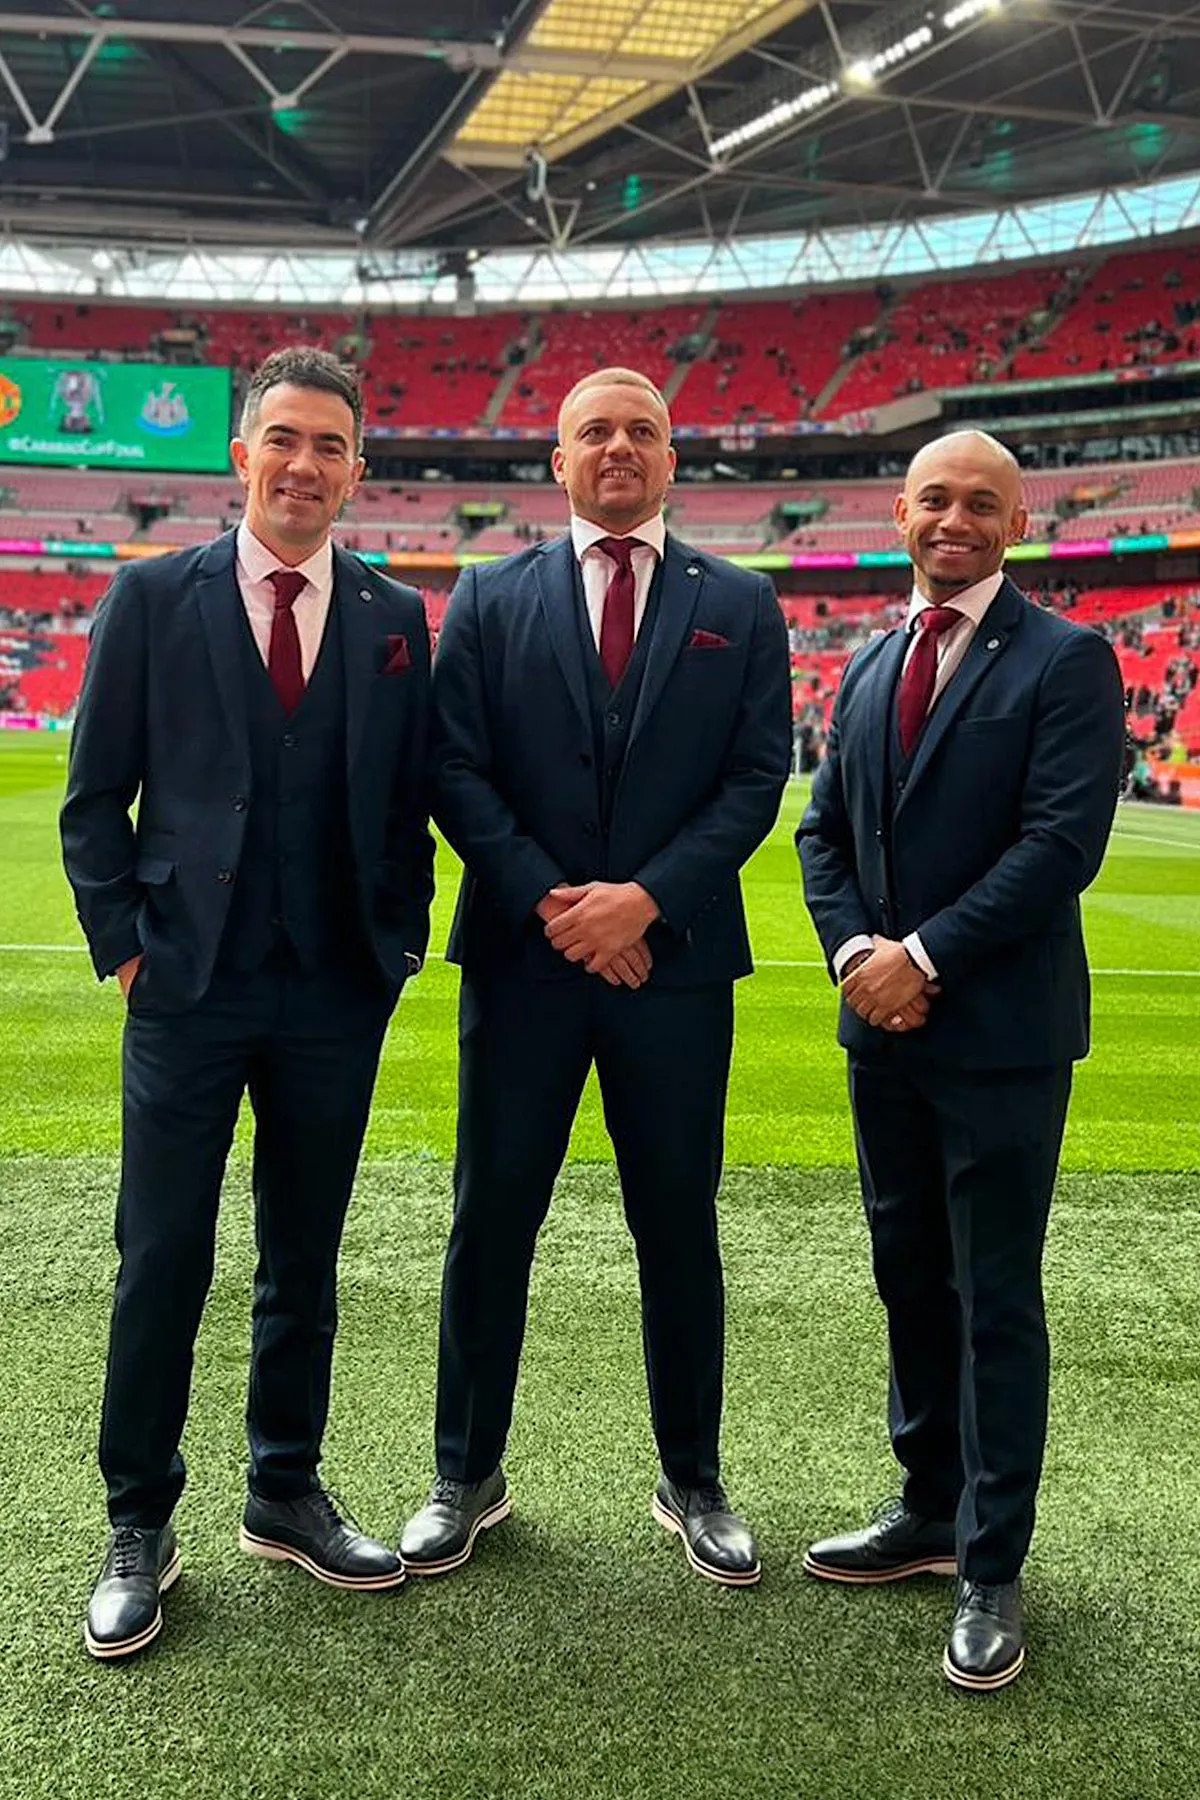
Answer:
[
  {"xmin": 84, "ymin": 1524, "xmax": 181, "ymax": 1661},
  {"xmin": 944, "ymin": 1578, "xmax": 1025, "ymax": 1691},
  {"xmin": 652, "ymin": 1477, "xmax": 761, "ymax": 1587},
  {"xmin": 803, "ymin": 1497, "xmax": 957, "ymax": 1584},
  {"xmin": 399, "ymin": 1469, "xmax": 511, "ymax": 1576},
  {"xmin": 240, "ymin": 1488, "xmax": 405, "ymax": 1591}
]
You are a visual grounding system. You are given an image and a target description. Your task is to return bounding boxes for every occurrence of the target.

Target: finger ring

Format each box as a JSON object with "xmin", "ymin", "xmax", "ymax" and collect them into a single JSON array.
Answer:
[{"xmin": 891, "ymin": 1014, "xmax": 903, "ymax": 1027}]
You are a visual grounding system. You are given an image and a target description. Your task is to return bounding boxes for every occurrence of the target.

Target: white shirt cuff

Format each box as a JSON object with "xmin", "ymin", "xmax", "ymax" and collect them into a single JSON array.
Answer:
[
  {"xmin": 903, "ymin": 931, "xmax": 938, "ymax": 981},
  {"xmin": 833, "ymin": 935, "xmax": 875, "ymax": 981}
]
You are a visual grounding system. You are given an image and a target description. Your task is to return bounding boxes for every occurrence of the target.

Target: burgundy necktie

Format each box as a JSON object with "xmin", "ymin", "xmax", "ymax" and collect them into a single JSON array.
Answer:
[
  {"xmin": 266, "ymin": 568, "xmax": 307, "ymax": 715},
  {"xmin": 896, "ymin": 605, "xmax": 962, "ymax": 756},
  {"xmin": 596, "ymin": 536, "xmax": 638, "ymax": 689}
]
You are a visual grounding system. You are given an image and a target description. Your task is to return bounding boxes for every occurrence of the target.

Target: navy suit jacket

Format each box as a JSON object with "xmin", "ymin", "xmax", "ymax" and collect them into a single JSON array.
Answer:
[
  {"xmin": 797, "ymin": 577, "xmax": 1125, "ymax": 1068},
  {"xmin": 61, "ymin": 530, "xmax": 435, "ymax": 1010},
  {"xmin": 433, "ymin": 531, "xmax": 792, "ymax": 985}
]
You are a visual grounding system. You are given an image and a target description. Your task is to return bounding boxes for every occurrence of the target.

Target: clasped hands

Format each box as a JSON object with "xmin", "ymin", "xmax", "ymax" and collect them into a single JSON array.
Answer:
[
  {"xmin": 841, "ymin": 936, "xmax": 940, "ymax": 1032},
  {"xmin": 536, "ymin": 881, "xmax": 659, "ymax": 989}
]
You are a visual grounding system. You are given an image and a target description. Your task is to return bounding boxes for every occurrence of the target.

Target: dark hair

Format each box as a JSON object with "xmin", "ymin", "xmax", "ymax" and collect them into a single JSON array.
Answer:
[{"xmin": 239, "ymin": 346, "xmax": 364, "ymax": 453}]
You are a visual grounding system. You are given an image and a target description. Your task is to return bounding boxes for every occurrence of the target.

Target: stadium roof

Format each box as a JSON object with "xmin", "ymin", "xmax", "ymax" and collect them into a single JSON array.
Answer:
[{"xmin": 0, "ymin": 0, "xmax": 1194, "ymax": 263}]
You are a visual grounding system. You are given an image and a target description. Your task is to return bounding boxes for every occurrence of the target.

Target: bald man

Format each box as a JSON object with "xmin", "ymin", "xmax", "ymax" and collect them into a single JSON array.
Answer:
[
  {"xmin": 797, "ymin": 430, "xmax": 1125, "ymax": 1690},
  {"xmin": 400, "ymin": 367, "xmax": 791, "ymax": 1585}
]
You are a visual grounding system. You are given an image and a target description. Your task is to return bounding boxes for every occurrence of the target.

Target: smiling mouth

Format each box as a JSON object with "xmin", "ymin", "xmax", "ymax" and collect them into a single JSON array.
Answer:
[
  {"xmin": 277, "ymin": 487, "xmax": 321, "ymax": 502},
  {"xmin": 928, "ymin": 541, "xmax": 979, "ymax": 553},
  {"xmin": 599, "ymin": 467, "xmax": 642, "ymax": 480}
]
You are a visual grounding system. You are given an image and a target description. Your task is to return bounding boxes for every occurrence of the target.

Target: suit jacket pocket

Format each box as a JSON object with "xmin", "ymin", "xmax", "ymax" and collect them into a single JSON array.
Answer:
[
  {"xmin": 956, "ymin": 714, "xmax": 1027, "ymax": 733},
  {"xmin": 135, "ymin": 855, "xmax": 175, "ymax": 885}
]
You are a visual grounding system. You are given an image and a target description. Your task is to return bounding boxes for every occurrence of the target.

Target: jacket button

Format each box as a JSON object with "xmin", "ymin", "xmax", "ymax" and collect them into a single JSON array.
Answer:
[
  {"xmin": 232, "ymin": 795, "xmax": 247, "ymax": 812},
  {"xmin": 874, "ymin": 828, "xmax": 883, "ymax": 840},
  {"xmin": 217, "ymin": 868, "xmax": 234, "ymax": 884},
  {"xmin": 606, "ymin": 710, "xmax": 621, "ymax": 727},
  {"xmin": 282, "ymin": 733, "xmax": 296, "ymax": 749},
  {"xmin": 579, "ymin": 751, "xmax": 593, "ymax": 767},
  {"xmin": 582, "ymin": 822, "xmax": 598, "ymax": 837},
  {"xmin": 877, "ymin": 897, "xmax": 887, "ymax": 910}
]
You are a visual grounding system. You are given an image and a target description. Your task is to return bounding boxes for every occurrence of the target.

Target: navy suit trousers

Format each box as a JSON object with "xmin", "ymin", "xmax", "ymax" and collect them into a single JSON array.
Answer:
[
  {"xmin": 848, "ymin": 1050, "xmax": 1072, "ymax": 1584},
  {"xmin": 436, "ymin": 973, "xmax": 734, "ymax": 1487},
  {"xmin": 103, "ymin": 958, "xmax": 393, "ymax": 1526}
]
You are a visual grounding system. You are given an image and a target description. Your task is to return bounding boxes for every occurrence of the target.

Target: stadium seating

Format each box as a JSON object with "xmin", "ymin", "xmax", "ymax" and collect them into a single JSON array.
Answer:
[
  {"xmin": 1010, "ymin": 245, "xmax": 1200, "ymax": 380},
  {"xmin": 671, "ymin": 293, "xmax": 881, "ymax": 428},
  {"xmin": 4, "ymin": 239, "xmax": 1200, "ymax": 434},
  {"xmin": 4, "ymin": 460, "xmax": 1200, "ymax": 555},
  {"xmin": 829, "ymin": 268, "xmax": 1072, "ymax": 414},
  {"xmin": 497, "ymin": 306, "xmax": 707, "ymax": 431},
  {"xmin": 0, "ymin": 627, "xmax": 88, "ymax": 715}
]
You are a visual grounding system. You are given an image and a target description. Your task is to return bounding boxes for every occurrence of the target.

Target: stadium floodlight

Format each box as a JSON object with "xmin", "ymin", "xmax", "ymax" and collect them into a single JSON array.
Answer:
[
  {"xmin": 943, "ymin": 0, "xmax": 1003, "ymax": 26},
  {"xmin": 709, "ymin": 82, "xmax": 837, "ymax": 159},
  {"xmin": 843, "ymin": 25, "xmax": 935, "ymax": 88}
]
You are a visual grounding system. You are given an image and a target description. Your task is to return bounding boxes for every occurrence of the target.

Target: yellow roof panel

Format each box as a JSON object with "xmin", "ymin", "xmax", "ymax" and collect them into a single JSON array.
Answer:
[{"xmin": 451, "ymin": 0, "xmax": 814, "ymax": 167}]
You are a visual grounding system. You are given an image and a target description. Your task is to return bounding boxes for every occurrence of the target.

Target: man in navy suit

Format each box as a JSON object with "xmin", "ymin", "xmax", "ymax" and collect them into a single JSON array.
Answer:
[
  {"xmin": 61, "ymin": 347, "xmax": 434, "ymax": 1659},
  {"xmin": 798, "ymin": 430, "xmax": 1124, "ymax": 1690},
  {"xmin": 400, "ymin": 367, "xmax": 791, "ymax": 1586}
]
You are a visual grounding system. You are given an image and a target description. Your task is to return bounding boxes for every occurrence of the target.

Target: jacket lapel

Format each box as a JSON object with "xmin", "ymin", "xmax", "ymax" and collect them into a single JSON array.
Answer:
[
  {"xmin": 194, "ymin": 530, "xmax": 250, "ymax": 770},
  {"xmin": 336, "ymin": 547, "xmax": 379, "ymax": 772},
  {"xmin": 859, "ymin": 626, "xmax": 907, "ymax": 823},
  {"xmin": 533, "ymin": 535, "xmax": 590, "ymax": 734},
  {"xmin": 628, "ymin": 535, "xmax": 703, "ymax": 746},
  {"xmin": 896, "ymin": 576, "xmax": 1024, "ymax": 815}
]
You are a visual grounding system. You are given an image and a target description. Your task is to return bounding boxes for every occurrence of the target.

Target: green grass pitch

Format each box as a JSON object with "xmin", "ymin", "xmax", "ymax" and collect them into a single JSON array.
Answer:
[{"xmin": 1, "ymin": 731, "xmax": 1198, "ymax": 1799}]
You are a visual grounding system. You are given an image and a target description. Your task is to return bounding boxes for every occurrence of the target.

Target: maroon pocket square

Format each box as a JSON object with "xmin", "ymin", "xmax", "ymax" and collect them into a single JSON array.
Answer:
[
  {"xmin": 689, "ymin": 629, "xmax": 730, "ymax": 650},
  {"xmin": 382, "ymin": 634, "xmax": 411, "ymax": 674}
]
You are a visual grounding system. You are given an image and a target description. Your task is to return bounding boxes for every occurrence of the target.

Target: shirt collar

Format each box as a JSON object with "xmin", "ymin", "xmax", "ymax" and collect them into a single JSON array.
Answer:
[
  {"xmin": 906, "ymin": 569, "xmax": 1004, "ymax": 631},
  {"xmin": 237, "ymin": 521, "xmax": 334, "ymax": 596},
  {"xmin": 571, "ymin": 511, "xmax": 666, "ymax": 564}
]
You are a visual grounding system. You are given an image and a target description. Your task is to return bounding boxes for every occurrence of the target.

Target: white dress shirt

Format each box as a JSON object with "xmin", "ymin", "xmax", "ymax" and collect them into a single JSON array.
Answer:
[
  {"xmin": 832, "ymin": 569, "xmax": 1005, "ymax": 985},
  {"xmin": 570, "ymin": 512, "xmax": 666, "ymax": 648},
  {"xmin": 235, "ymin": 522, "xmax": 335, "ymax": 680}
]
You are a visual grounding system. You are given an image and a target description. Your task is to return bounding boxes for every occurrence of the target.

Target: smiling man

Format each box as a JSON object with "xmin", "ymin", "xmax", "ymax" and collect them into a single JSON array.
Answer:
[
  {"xmin": 796, "ymin": 430, "xmax": 1125, "ymax": 1690},
  {"xmin": 399, "ymin": 367, "xmax": 791, "ymax": 1586},
  {"xmin": 61, "ymin": 348, "xmax": 434, "ymax": 1658}
]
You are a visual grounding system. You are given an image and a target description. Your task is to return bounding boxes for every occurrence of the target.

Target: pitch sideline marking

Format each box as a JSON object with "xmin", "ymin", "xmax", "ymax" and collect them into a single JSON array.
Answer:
[
  {"xmin": 1109, "ymin": 827, "xmax": 1200, "ymax": 852},
  {"xmin": 0, "ymin": 944, "xmax": 1195, "ymax": 978}
]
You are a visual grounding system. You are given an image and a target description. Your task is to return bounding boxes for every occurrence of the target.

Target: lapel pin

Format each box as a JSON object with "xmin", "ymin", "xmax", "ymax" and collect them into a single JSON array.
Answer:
[
  {"xmin": 686, "ymin": 564, "xmax": 700, "ymax": 577},
  {"xmin": 359, "ymin": 589, "xmax": 372, "ymax": 602},
  {"xmin": 986, "ymin": 637, "xmax": 999, "ymax": 650}
]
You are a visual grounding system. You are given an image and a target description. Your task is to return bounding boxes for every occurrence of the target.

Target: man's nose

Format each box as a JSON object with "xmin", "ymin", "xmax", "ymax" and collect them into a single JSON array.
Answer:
[
  {"xmin": 941, "ymin": 504, "xmax": 974, "ymax": 534},
  {"xmin": 605, "ymin": 427, "xmax": 635, "ymax": 455},
  {"xmin": 286, "ymin": 442, "xmax": 319, "ymax": 476}
]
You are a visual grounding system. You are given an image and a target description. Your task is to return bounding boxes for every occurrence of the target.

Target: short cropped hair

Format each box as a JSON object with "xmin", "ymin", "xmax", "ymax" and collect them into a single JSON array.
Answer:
[
  {"xmin": 239, "ymin": 346, "xmax": 364, "ymax": 453},
  {"xmin": 557, "ymin": 366, "xmax": 670, "ymax": 441}
]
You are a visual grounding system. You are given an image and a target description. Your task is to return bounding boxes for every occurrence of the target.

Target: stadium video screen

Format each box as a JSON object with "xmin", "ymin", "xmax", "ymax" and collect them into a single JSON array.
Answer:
[{"xmin": 0, "ymin": 357, "xmax": 232, "ymax": 472}]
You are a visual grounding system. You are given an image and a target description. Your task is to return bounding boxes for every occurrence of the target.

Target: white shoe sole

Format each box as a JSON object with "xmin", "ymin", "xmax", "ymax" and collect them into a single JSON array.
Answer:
[
  {"xmin": 238, "ymin": 1527, "xmax": 406, "ymax": 1591},
  {"xmin": 652, "ymin": 1495, "xmax": 762, "ymax": 1588},
  {"xmin": 84, "ymin": 1546, "xmax": 182, "ymax": 1660},
  {"xmin": 943, "ymin": 1644, "xmax": 1025, "ymax": 1691},
  {"xmin": 401, "ymin": 1493, "xmax": 512, "ymax": 1577},
  {"xmin": 803, "ymin": 1550, "xmax": 957, "ymax": 1585}
]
